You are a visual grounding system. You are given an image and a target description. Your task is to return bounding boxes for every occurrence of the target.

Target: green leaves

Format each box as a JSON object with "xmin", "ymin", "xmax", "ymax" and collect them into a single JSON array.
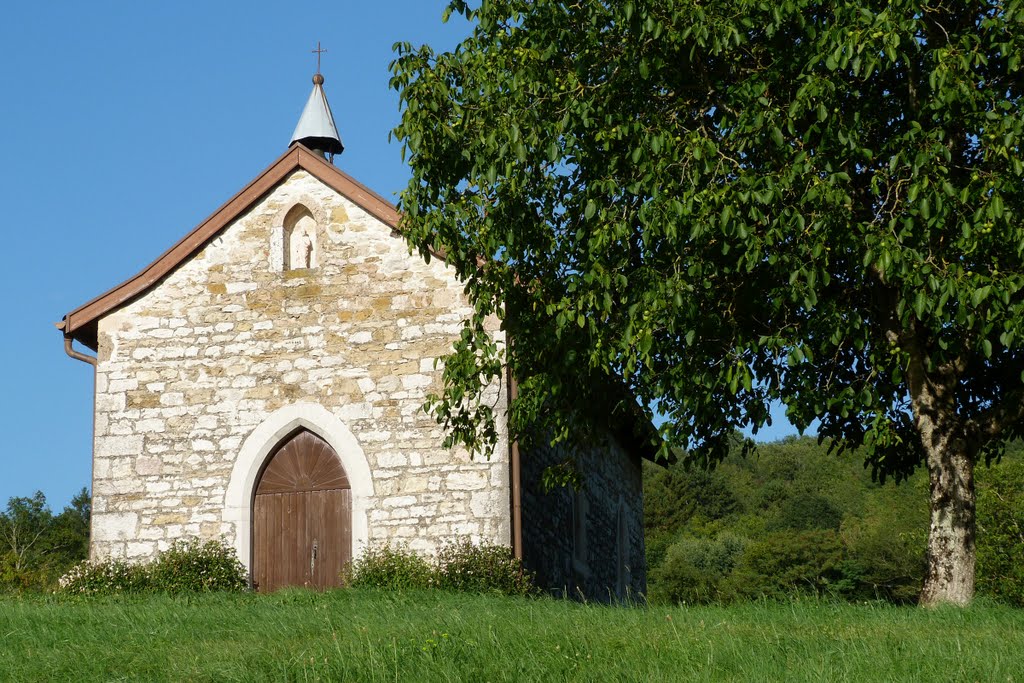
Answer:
[
  {"xmin": 391, "ymin": 0, "xmax": 1024, "ymax": 478},
  {"xmin": 972, "ymin": 286, "xmax": 992, "ymax": 308}
]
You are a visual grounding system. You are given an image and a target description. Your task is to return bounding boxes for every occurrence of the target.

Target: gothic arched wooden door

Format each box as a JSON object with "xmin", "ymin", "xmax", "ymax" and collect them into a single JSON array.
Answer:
[{"xmin": 252, "ymin": 429, "xmax": 351, "ymax": 591}]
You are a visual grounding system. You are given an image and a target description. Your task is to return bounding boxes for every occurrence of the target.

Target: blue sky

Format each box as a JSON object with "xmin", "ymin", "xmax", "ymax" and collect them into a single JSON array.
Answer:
[{"xmin": 0, "ymin": 2, "xmax": 800, "ymax": 510}]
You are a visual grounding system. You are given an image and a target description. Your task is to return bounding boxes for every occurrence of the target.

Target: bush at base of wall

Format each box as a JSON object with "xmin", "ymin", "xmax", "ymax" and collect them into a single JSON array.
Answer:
[
  {"xmin": 345, "ymin": 540, "xmax": 537, "ymax": 597},
  {"xmin": 57, "ymin": 539, "xmax": 248, "ymax": 595}
]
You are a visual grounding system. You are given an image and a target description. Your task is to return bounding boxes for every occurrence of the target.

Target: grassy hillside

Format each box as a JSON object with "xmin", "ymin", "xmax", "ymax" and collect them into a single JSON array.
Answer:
[{"xmin": 2, "ymin": 589, "xmax": 1023, "ymax": 681}]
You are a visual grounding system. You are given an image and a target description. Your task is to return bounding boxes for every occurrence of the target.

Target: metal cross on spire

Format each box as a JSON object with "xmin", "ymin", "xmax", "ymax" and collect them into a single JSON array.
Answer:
[{"xmin": 312, "ymin": 41, "xmax": 327, "ymax": 74}]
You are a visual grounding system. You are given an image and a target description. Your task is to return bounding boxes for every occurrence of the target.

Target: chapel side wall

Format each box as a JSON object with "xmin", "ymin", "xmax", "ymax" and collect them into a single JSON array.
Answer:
[
  {"xmin": 89, "ymin": 169, "xmax": 509, "ymax": 563},
  {"xmin": 519, "ymin": 431, "xmax": 646, "ymax": 601}
]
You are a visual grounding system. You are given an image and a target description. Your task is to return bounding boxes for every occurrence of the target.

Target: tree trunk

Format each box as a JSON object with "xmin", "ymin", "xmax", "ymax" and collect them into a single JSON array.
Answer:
[
  {"xmin": 918, "ymin": 428, "xmax": 976, "ymax": 607},
  {"xmin": 904, "ymin": 338, "xmax": 976, "ymax": 607}
]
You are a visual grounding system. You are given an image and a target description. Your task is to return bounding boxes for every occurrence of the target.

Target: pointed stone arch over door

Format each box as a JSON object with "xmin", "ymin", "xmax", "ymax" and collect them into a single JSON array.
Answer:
[{"xmin": 252, "ymin": 429, "xmax": 351, "ymax": 591}]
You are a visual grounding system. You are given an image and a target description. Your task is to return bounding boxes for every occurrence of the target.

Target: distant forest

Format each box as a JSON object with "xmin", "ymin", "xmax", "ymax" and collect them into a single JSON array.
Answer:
[
  {"xmin": 0, "ymin": 488, "xmax": 89, "ymax": 591},
  {"xmin": 644, "ymin": 436, "xmax": 1024, "ymax": 606}
]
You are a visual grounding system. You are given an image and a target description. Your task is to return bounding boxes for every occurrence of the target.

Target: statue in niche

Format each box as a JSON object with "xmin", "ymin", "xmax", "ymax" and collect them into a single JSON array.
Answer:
[{"xmin": 287, "ymin": 213, "xmax": 318, "ymax": 270}]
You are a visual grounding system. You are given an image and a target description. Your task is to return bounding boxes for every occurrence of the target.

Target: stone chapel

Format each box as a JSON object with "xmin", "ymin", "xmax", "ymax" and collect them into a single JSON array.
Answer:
[{"xmin": 57, "ymin": 70, "xmax": 658, "ymax": 598}]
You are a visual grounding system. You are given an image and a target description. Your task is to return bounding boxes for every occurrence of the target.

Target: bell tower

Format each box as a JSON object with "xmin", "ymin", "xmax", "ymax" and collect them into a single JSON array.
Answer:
[{"xmin": 289, "ymin": 42, "xmax": 344, "ymax": 160}]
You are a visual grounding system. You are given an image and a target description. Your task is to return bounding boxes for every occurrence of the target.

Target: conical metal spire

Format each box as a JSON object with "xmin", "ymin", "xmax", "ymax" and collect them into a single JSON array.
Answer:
[{"xmin": 290, "ymin": 72, "xmax": 344, "ymax": 158}]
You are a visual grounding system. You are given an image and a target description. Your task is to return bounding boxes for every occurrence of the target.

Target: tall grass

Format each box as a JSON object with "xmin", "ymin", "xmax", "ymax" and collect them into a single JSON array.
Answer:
[{"xmin": 1, "ymin": 590, "xmax": 1021, "ymax": 681}]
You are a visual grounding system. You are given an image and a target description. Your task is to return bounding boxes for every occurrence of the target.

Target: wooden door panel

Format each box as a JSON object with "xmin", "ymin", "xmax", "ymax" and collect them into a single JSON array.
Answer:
[
  {"xmin": 305, "ymin": 489, "xmax": 352, "ymax": 589},
  {"xmin": 254, "ymin": 492, "xmax": 302, "ymax": 592},
  {"xmin": 252, "ymin": 429, "xmax": 352, "ymax": 592},
  {"xmin": 253, "ymin": 493, "xmax": 267, "ymax": 591},
  {"xmin": 336, "ymin": 489, "xmax": 353, "ymax": 583}
]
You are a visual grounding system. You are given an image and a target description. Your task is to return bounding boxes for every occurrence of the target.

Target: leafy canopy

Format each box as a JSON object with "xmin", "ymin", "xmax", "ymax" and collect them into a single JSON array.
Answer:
[{"xmin": 390, "ymin": 0, "xmax": 1024, "ymax": 475}]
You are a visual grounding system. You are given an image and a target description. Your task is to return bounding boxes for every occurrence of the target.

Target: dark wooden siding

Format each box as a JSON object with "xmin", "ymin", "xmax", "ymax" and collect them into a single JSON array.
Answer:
[{"xmin": 519, "ymin": 431, "xmax": 647, "ymax": 601}]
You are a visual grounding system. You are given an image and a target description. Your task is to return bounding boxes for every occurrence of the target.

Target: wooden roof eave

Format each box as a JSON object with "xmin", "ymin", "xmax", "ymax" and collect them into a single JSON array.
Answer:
[{"xmin": 58, "ymin": 144, "xmax": 410, "ymax": 351}]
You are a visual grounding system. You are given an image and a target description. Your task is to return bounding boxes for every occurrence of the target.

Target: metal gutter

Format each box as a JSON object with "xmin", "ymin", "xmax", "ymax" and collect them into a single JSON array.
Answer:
[{"xmin": 62, "ymin": 330, "xmax": 97, "ymax": 366}]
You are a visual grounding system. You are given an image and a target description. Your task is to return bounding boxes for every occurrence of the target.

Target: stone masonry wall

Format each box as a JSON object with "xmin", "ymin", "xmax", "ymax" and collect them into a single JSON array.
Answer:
[
  {"xmin": 90, "ymin": 169, "xmax": 509, "ymax": 563},
  {"xmin": 520, "ymin": 432, "xmax": 646, "ymax": 601}
]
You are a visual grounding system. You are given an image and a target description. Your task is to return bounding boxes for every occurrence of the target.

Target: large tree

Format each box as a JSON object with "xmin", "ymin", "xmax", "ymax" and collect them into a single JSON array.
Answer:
[{"xmin": 389, "ymin": 0, "xmax": 1024, "ymax": 605}]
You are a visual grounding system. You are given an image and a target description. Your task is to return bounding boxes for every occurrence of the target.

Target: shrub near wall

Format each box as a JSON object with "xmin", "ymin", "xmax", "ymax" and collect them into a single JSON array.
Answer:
[
  {"xmin": 346, "ymin": 541, "xmax": 537, "ymax": 597},
  {"xmin": 148, "ymin": 540, "xmax": 248, "ymax": 593},
  {"xmin": 58, "ymin": 559, "xmax": 149, "ymax": 595},
  {"xmin": 435, "ymin": 539, "xmax": 535, "ymax": 597},
  {"xmin": 58, "ymin": 539, "xmax": 248, "ymax": 595},
  {"xmin": 344, "ymin": 544, "xmax": 436, "ymax": 590}
]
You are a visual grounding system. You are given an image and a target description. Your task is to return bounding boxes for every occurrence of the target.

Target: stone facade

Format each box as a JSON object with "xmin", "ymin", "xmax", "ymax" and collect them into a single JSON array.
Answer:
[
  {"xmin": 71, "ymin": 149, "xmax": 653, "ymax": 599},
  {"xmin": 520, "ymin": 433, "xmax": 646, "ymax": 601},
  {"xmin": 89, "ymin": 169, "xmax": 510, "ymax": 565}
]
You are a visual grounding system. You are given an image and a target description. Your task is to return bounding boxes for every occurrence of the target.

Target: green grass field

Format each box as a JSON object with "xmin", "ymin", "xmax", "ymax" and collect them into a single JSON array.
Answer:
[{"xmin": 1, "ymin": 589, "xmax": 1021, "ymax": 682}]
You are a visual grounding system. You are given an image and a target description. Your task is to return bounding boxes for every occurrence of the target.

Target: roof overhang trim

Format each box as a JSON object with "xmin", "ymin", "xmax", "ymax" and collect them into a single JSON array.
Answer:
[{"xmin": 59, "ymin": 145, "xmax": 399, "ymax": 351}]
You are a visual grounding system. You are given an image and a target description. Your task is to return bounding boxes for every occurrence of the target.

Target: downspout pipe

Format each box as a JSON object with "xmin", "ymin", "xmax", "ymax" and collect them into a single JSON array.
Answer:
[
  {"xmin": 59, "ymin": 324, "xmax": 98, "ymax": 561},
  {"xmin": 508, "ymin": 367, "xmax": 523, "ymax": 560},
  {"xmin": 63, "ymin": 333, "xmax": 97, "ymax": 366}
]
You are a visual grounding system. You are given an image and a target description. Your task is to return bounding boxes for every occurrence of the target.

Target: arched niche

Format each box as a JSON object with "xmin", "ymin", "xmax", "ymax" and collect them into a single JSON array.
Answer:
[
  {"xmin": 284, "ymin": 204, "xmax": 318, "ymax": 270},
  {"xmin": 269, "ymin": 196, "xmax": 329, "ymax": 272}
]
